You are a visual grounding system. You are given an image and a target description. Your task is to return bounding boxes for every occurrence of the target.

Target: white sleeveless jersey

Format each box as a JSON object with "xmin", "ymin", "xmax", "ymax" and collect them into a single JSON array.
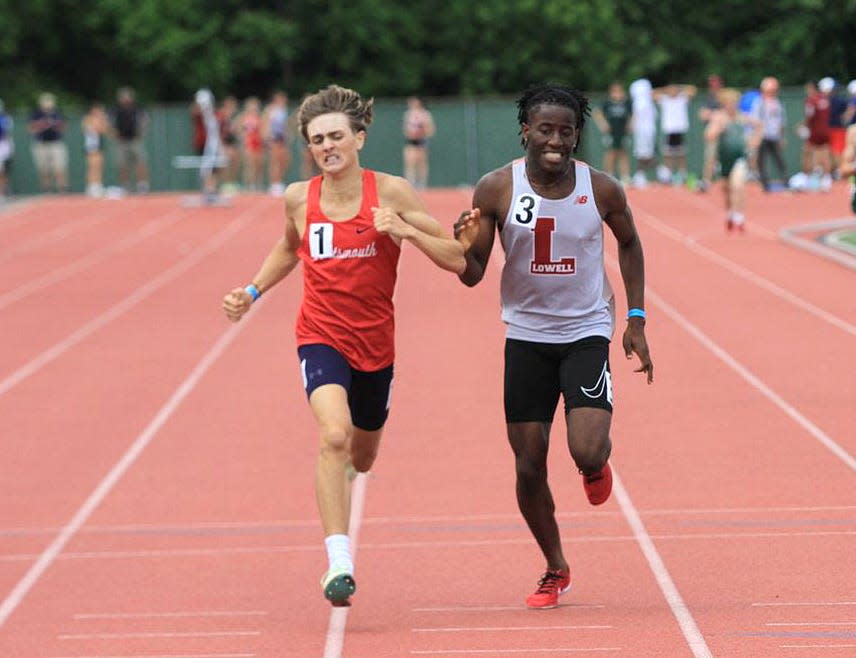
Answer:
[{"xmin": 499, "ymin": 159, "xmax": 615, "ymax": 343}]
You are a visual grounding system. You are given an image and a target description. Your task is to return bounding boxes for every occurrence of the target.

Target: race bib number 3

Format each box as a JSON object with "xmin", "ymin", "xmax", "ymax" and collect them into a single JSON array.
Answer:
[
  {"xmin": 310, "ymin": 222, "xmax": 334, "ymax": 259},
  {"xmin": 510, "ymin": 193, "xmax": 542, "ymax": 228}
]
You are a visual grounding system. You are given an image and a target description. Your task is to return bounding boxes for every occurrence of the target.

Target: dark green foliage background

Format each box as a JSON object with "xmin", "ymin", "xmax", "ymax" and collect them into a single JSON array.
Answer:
[{"xmin": 1, "ymin": 0, "xmax": 853, "ymax": 108}]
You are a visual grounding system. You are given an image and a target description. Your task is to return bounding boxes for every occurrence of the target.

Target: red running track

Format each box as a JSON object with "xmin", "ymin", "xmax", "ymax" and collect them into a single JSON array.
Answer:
[{"xmin": 0, "ymin": 184, "xmax": 853, "ymax": 657}]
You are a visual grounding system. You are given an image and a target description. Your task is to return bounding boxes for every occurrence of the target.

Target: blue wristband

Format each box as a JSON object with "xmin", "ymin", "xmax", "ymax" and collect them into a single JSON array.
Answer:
[
  {"xmin": 627, "ymin": 308, "xmax": 646, "ymax": 320},
  {"xmin": 245, "ymin": 284, "xmax": 261, "ymax": 302}
]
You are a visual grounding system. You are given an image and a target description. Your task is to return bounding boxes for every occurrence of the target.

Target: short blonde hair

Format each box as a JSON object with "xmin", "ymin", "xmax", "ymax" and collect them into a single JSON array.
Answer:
[
  {"xmin": 297, "ymin": 84, "xmax": 374, "ymax": 142},
  {"xmin": 719, "ymin": 88, "xmax": 740, "ymax": 106}
]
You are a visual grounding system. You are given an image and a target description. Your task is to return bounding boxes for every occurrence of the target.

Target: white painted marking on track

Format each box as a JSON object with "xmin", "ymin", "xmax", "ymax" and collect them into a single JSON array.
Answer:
[
  {"xmin": 2, "ymin": 530, "xmax": 853, "ymax": 563},
  {"xmin": 0, "ymin": 209, "xmax": 114, "ymax": 264},
  {"xmin": 780, "ymin": 644, "xmax": 856, "ymax": 650},
  {"xmin": 412, "ymin": 604, "xmax": 606, "ymax": 612},
  {"xmin": 59, "ymin": 630, "xmax": 260, "ymax": 640},
  {"xmin": 767, "ymin": 621, "xmax": 856, "ymax": 626},
  {"xmin": 0, "ymin": 208, "xmax": 183, "ymax": 309},
  {"xmin": 322, "ymin": 472, "xmax": 369, "ymax": 658},
  {"xmin": 634, "ymin": 207, "xmax": 856, "ymax": 338},
  {"xmin": 47, "ymin": 654, "xmax": 255, "ymax": 658},
  {"xmin": 611, "ymin": 468, "xmax": 713, "ymax": 658},
  {"xmin": 412, "ymin": 624, "xmax": 612, "ymax": 632},
  {"xmin": 0, "ymin": 199, "xmax": 272, "ymax": 398},
  {"xmin": 605, "ymin": 256, "xmax": 856, "ymax": 472},
  {"xmin": 753, "ymin": 601, "xmax": 856, "ymax": 607},
  {"xmin": 0, "ymin": 504, "xmax": 852, "ymax": 536},
  {"xmin": 410, "ymin": 649, "xmax": 622, "ymax": 655},
  {"xmin": 73, "ymin": 610, "xmax": 268, "ymax": 620},
  {"xmin": 0, "ymin": 313, "xmax": 259, "ymax": 629}
]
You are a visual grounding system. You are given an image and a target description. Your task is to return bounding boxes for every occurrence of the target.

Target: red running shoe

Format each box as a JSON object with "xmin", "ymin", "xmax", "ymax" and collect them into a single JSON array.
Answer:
[
  {"xmin": 583, "ymin": 462, "xmax": 613, "ymax": 505},
  {"xmin": 526, "ymin": 569, "xmax": 572, "ymax": 609}
]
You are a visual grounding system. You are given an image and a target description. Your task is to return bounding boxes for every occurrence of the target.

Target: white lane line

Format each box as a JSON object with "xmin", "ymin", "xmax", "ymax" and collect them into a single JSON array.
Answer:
[
  {"xmin": 74, "ymin": 610, "xmax": 268, "ymax": 620},
  {"xmin": 0, "ymin": 208, "xmax": 183, "ymax": 309},
  {"xmin": 767, "ymin": 622, "xmax": 856, "ymax": 626},
  {"xmin": 47, "ymin": 654, "xmax": 255, "ymax": 658},
  {"xmin": 0, "ymin": 199, "xmax": 270, "ymax": 398},
  {"xmin": 0, "ymin": 312, "xmax": 259, "ymax": 629},
  {"xmin": 1, "ymin": 504, "xmax": 852, "ymax": 536},
  {"xmin": 634, "ymin": 207, "xmax": 856, "ymax": 338},
  {"xmin": 612, "ymin": 468, "xmax": 713, "ymax": 658},
  {"xmin": 59, "ymin": 631, "xmax": 260, "ymax": 640},
  {"xmin": 0, "ymin": 209, "xmax": 114, "ymax": 264},
  {"xmin": 781, "ymin": 644, "xmax": 856, "ymax": 650},
  {"xmin": 754, "ymin": 601, "xmax": 856, "ymax": 607},
  {"xmin": 412, "ymin": 625, "xmax": 612, "ymax": 632},
  {"xmin": 322, "ymin": 472, "xmax": 369, "ymax": 658},
  {"xmin": 2, "ymin": 529, "xmax": 854, "ymax": 563},
  {"xmin": 605, "ymin": 256, "xmax": 856, "ymax": 472},
  {"xmin": 410, "ymin": 649, "xmax": 621, "ymax": 655},
  {"xmin": 413, "ymin": 605, "xmax": 606, "ymax": 612}
]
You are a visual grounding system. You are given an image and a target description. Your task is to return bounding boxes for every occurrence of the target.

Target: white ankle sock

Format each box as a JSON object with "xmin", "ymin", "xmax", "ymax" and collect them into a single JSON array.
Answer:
[{"xmin": 325, "ymin": 534, "xmax": 353, "ymax": 572}]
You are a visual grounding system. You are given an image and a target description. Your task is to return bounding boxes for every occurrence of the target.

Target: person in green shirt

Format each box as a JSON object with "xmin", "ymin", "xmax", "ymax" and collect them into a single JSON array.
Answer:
[
  {"xmin": 704, "ymin": 88, "xmax": 761, "ymax": 232},
  {"xmin": 593, "ymin": 82, "xmax": 632, "ymax": 185}
]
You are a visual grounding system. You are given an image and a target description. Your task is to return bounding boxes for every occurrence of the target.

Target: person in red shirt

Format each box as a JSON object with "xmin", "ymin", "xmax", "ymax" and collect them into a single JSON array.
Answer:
[
  {"xmin": 222, "ymin": 84, "xmax": 478, "ymax": 607},
  {"xmin": 800, "ymin": 77, "xmax": 834, "ymax": 189}
]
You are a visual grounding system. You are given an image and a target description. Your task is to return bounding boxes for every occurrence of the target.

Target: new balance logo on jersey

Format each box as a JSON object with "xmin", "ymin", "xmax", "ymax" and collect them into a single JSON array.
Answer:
[{"xmin": 574, "ymin": 195, "xmax": 589, "ymax": 205}]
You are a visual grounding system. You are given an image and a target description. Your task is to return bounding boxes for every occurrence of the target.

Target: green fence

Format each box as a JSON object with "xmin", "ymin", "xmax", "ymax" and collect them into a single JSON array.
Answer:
[{"xmin": 5, "ymin": 89, "xmax": 810, "ymax": 195}]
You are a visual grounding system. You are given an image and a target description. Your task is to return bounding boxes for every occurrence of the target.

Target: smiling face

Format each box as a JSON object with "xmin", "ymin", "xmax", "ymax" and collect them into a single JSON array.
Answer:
[
  {"xmin": 306, "ymin": 112, "xmax": 366, "ymax": 175},
  {"xmin": 521, "ymin": 103, "xmax": 579, "ymax": 175}
]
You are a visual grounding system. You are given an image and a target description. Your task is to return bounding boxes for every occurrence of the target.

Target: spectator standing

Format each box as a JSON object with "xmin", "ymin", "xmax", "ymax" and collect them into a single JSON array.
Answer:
[
  {"xmin": 653, "ymin": 83, "xmax": 697, "ymax": 185},
  {"xmin": 593, "ymin": 82, "xmax": 632, "ymax": 185},
  {"xmin": 236, "ymin": 97, "xmax": 264, "ymax": 191},
  {"xmin": 263, "ymin": 91, "xmax": 291, "ymax": 196},
  {"xmin": 82, "ymin": 103, "xmax": 109, "ymax": 197},
  {"xmin": 629, "ymin": 78, "xmax": 657, "ymax": 188},
  {"xmin": 112, "ymin": 87, "xmax": 150, "ymax": 194},
  {"xmin": 800, "ymin": 77, "xmax": 833, "ymax": 190},
  {"xmin": 0, "ymin": 99, "xmax": 14, "ymax": 200},
  {"xmin": 697, "ymin": 74, "xmax": 723, "ymax": 191},
  {"xmin": 829, "ymin": 80, "xmax": 850, "ymax": 175},
  {"xmin": 28, "ymin": 92, "xmax": 68, "ymax": 193},
  {"xmin": 217, "ymin": 95, "xmax": 240, "ymax": 188},
  {"xmin": 751, "ymin": 77, "xmax": 788, "ymax": 192},
  {"xmin": 402, "ymin": 96, "xmax": 435, "ymax": 190}
]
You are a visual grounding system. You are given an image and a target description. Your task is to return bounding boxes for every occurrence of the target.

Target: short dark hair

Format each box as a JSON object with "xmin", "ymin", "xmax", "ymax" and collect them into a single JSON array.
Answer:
[{"xmin": 516, "ymin": 84, "xmax": 590, "ymax": 151}]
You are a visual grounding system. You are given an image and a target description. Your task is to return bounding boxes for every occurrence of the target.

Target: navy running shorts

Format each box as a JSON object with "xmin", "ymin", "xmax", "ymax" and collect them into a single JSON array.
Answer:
[
  {"xmin": 297, "ymin": 343, "xmax": 394, "ymax": 431},
  {"xmin": 504, "ymin": 336, "xmax": 613, "ymax": 423}
]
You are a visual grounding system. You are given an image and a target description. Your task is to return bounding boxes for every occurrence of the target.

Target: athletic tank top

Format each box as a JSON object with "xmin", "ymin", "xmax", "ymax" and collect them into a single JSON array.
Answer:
[
  {"xmin": 718, "ymin": 120, "xmax": 746, "ymax": 162},
  {"xmin": 500, "ymin": 159, "xmax": 615, "ymax": 343},
  {"xmin": 295, "ymin": 169, "xmax": 401, "ymax": 371}
]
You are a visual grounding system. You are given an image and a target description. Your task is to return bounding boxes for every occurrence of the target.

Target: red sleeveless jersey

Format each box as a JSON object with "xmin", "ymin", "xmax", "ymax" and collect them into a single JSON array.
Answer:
[{"xmin": 295, "ymin": 169, "xmax": 401, "ymax": 371}]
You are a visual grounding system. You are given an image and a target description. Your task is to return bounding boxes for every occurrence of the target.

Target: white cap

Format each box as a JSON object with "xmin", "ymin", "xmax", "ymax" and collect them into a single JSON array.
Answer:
[
  {"xmin": 848, "ymin": 80, "xmax": 856, "ymax": 96},
  {"xmin": 195, "ymin": 88, "xmax": 214, "ymax": 109},
  {"xmin": 818, "ymin": 77, "xmax": 835, "ymax": 93}
]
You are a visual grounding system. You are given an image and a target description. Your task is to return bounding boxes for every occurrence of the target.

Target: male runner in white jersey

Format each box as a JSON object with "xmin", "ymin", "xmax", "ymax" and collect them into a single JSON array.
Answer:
[{"xmin": 454, "ymin": 84, "xmax": 653, "ymax": 609}]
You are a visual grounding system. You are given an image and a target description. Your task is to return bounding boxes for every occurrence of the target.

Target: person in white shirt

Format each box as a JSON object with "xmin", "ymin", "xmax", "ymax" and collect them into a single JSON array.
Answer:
[{"xmin": 653, "ymin": 83, "xmax": 697, "ymax": 184}]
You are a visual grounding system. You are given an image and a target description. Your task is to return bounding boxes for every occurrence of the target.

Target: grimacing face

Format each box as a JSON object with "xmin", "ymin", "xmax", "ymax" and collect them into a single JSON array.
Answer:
[{"xmin": 306, "ymin": 112, "xmax": 366, "ymax": 174}]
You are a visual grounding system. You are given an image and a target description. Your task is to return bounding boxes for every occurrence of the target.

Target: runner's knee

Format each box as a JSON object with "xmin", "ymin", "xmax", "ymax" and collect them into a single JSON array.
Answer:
[{"xmin": 319, "ymin": 424, "xmax": 352, "ymax": 455}]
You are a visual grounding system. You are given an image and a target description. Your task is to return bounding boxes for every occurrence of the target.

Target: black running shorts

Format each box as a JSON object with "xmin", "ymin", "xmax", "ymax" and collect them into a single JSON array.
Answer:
[
  {"xmin": 504, "ymin": 336, "xmax": 613, "ymax": 423},
  {"xmin": 297, "ymin": 343, "xmax": 394, "ymax": 431}
]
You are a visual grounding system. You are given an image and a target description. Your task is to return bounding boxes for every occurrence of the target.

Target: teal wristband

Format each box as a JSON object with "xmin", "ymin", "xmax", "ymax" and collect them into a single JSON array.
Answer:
[
  {"xmin": 245, "ymin": 284, "xmax": 261, "ymax": 302},
  {"xmin": 627, "ymin": 308, "xmax": 646, "ymax": 320}
]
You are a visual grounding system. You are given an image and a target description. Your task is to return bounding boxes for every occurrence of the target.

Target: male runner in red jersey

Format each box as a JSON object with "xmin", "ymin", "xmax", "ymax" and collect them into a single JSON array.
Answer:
[
  {"xmin": 222, "ymin": 85, "xmax": 478, "ymax": 606},
  {"xmin": 453, "ymin": 84, "xmax": 653, "ymax": 609}
]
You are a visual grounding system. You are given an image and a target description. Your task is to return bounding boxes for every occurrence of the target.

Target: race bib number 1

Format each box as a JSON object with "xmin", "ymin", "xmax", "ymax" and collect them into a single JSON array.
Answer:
[
  {"xmin": 509, "ymin": 193, "xmax": 542, "ymax": 228},
  {"xmin": 310, "ymin": 222, "xmax": 334, "ymax": 259}
]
